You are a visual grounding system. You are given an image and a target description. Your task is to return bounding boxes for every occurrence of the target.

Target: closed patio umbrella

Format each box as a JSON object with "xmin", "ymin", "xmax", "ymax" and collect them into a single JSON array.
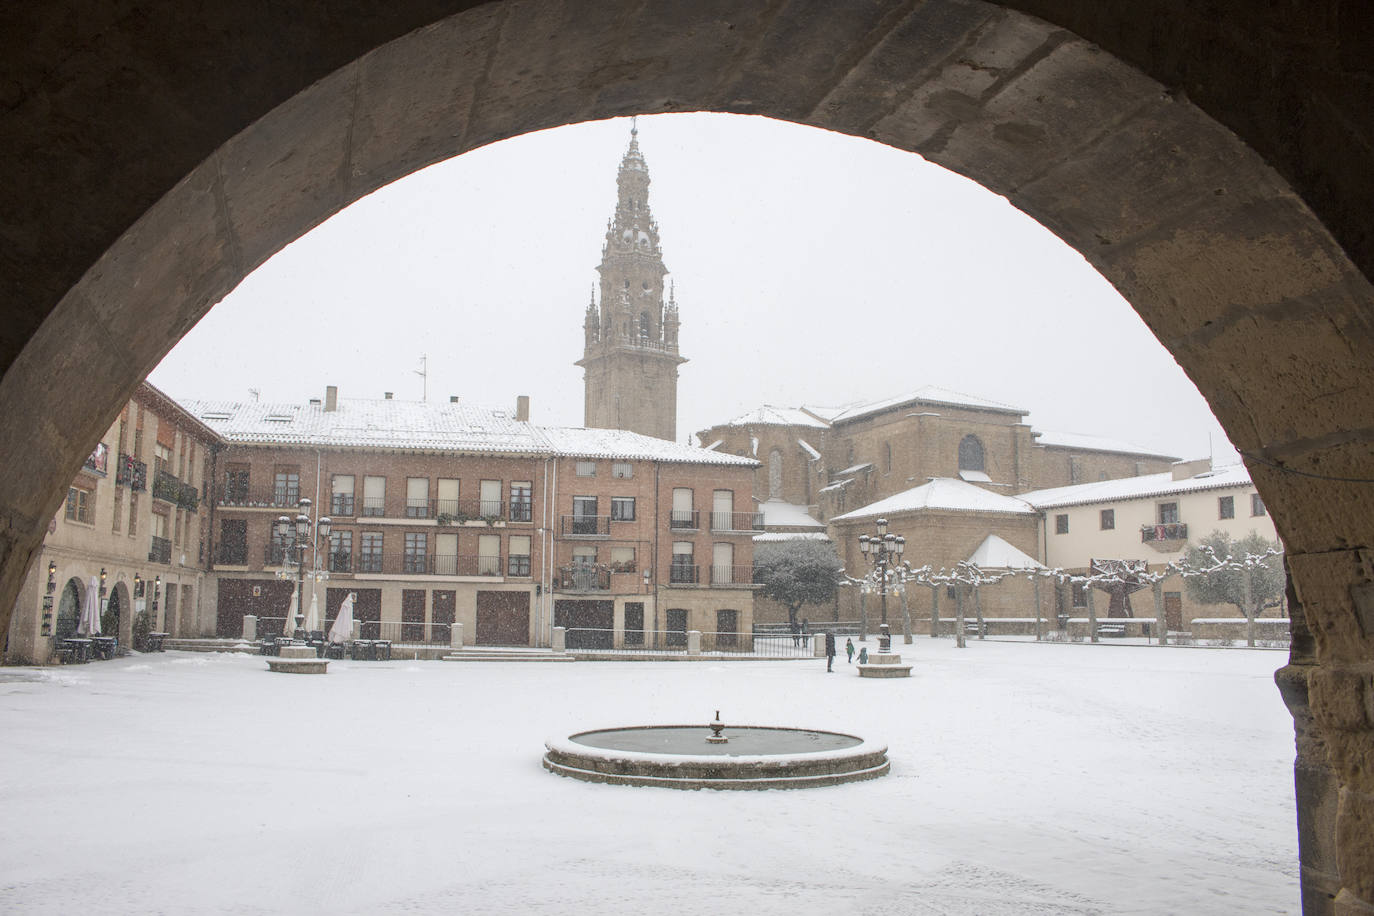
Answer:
[
  {"xmin": 328, "ymin": 593, "xmax": 355, "ymax": 645},
  {"xmin": 284, "ymin": 590, "xmax": 299, "ymax": 637},
  {"xmin": 77, "ymin": 576, "xmax": 101, "ymax": 636},
  {"xmin": 304, "ymin": 590, "xmax": 321, "ymax": 634}
]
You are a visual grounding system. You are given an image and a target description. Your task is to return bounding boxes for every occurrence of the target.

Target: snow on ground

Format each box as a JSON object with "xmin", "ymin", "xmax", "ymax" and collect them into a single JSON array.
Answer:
[{"xmin": 0, "ymin": 641, "xmax": 1297, "ymax": 915}]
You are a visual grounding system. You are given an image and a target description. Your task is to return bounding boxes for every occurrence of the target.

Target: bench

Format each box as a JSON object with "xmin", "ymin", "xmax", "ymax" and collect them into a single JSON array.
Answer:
[{"xmin": 1096, "ymin": 621, "xmax": 1127, "ymax": 638}]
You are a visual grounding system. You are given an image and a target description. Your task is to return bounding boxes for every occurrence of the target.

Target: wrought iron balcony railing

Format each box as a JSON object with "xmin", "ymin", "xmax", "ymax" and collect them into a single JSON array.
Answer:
[
  {"xmin": 1141, "ymin": 522, "xmax": 1188, "ymax": 542},
  {"xmin": 709, "ymin": 511, "xmax": 766, "ymax": 532},
  {"xmin": 148, "ymin": 536, "xmax": 172, "ymax": 565},
  {"xmin": 669, "ymin": 563, "xmax": 699, "ymax": 585},
  {"xmin": 709, "ymin": 565, "xmax": 758, "ymax": 587},
  {"xmin": 556, "ymin": 564, "xmax": 612, "ymax": 592},
  {"xmin": 669, "ymin": 509, "xmax": 699, "ymax": 530},
  {"xmin": 560, "ymin": 514, "xmax": 610, "ymax": 537}
]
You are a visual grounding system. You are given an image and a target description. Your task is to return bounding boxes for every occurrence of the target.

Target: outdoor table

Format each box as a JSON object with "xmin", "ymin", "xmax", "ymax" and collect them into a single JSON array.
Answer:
[
  {"xmin": 373, "ymin": 640, "xmax": 392, "ymax": 661},
  {"xmin": 146, "ymin": 632, "xmax": 167, "ymax": 652},
  {"xmin": 91, "ymin": 636, "xmax": 118, "ymax": 660},
  {"xmin": 350, "ymin": 640, "xmax": 376, "ymax": 661},
  {"xmin": 62, "ymin": 638, "xmax": 93, "ymax": 663}
]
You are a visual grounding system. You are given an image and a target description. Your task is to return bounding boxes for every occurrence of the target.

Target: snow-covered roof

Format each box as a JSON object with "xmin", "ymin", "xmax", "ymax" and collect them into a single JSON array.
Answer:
[
  {"xmin": 184, "ymin": 397, "xmax": 760, "ymax": 466},
  {"xmin": 967, "ymin": 535, "xmax": 1044, "ymax": 570},
  {"xmin": 830, "ymin": 478, "xmax": 1035, "ymax": 522},
  {"xmin": 757, "ymin": 499, "xmax": 825, "ymax": 529},
  {"xmin": 713, "ymin": 405, "xmax": 830, "ymax": 429},
  {"xmin": 835, "ymin": 462, "xmax": 873, "ymax": 476},
  {"xmin": 827, "ymin": 385, "xmax": 1026, "ymax": 423},
  {"xmin": 1032, "ymin": 429, "xmax": 1178, "ymax": 459},
  {"xmin": 797, "ymin": 439, "xmax": 821, "ymax": 461},
  {"xmin": 1020, "ymin": 462, "xmax": 1253, "ymax": 509},
  {"xmin": 753, "ymin": 531, "xmax": 833, "ymax": 543}
]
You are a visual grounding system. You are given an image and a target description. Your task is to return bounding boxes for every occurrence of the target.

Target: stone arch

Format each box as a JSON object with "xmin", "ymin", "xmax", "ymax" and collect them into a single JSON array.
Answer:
[
  {"xmin": 4, "ymin": 2, "xmax": 1374, "ymax": 907},
  {"xmin": 104, "ymin": 580, "xmax": 129, "ymax": 643},
  {"xmin": 55, "ymin": 577, "xmax": 84, "ymax": 642}
]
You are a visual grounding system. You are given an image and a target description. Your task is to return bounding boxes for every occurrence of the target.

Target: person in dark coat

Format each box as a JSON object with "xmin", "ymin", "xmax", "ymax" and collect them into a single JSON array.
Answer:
[
  {"xmin": 824, "ymin": 631, "xmax": 836, "ymax": 672},
  {"xmin": 845, "ymin": 637, "xmax": 855, "ymax": 664}
]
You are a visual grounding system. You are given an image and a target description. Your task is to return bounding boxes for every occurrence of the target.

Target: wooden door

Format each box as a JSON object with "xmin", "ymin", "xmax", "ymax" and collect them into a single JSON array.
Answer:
[{"xmin": 1164, "ymin": 592, "xmax": 1183, "ymax": 630}]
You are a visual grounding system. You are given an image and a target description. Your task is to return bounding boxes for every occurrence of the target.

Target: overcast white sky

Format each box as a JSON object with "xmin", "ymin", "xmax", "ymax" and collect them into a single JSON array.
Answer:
[{"xmin": 150, "ymin": 112, "xmax": 1236, "ymax": 462}]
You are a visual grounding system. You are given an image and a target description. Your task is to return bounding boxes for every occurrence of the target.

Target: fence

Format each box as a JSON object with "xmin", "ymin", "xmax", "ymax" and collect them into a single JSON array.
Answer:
[
  {"xmin": 562, "ymin": 627, "xmax": 815, "ymax": 658},
  {"xmin": 253, "ymin": 616, "xmax": 453, "ymax": 646}
]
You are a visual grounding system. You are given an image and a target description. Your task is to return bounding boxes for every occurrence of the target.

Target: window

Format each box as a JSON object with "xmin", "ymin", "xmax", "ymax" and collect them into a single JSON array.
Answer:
[
  {"xmin": 611, "ymin": 497, "xmax": 635, "ymax": 521},
  {"xmin": 360, "ymin": 532, "xmax": 383, "ymax": 573},
  {"xmin": 218, "ymin": 518, "xmax": 247, "ymax": 565},
  {"xmin": 478, "ymin": 534, "xmax": 501, "ymax": 576},
  {"xmin": 1158, "ymin": 502, "xmax": 1180, "ymax": 524},
  {"xmin": 712, "ymin": 542, "xmax": 735, "ymax": 584},
  {"xmin": 1069, "ymin": 456, "xmax": 1082, "ymax": 485},
  {"xmin": 671, "ymin": 488, "xmax": 696, "ymax": 529},
  {"xmin": 611, "ymin": 462, "xmax": 633, "ymax": 479},
  {"xmin": 403, "ymin": 532, "xmax": 427, "ymax": 574},
  {"xmin": 716, "ymin": 609, "xmax": 738, "ymax": 646},
  {"xmin": 331, "ymin": 475, "xmax": 355, "ymax": 516},
  {"xmin": 768, "ymin": 448, "xmax": 783, "ymax": 499},
  {"xmin": 362, "ymin": 476, "xmax": 385, "ymax": 516},
  {"xmin": 1100, "ymin": 509, "xmax": 1114, "ymax": 531},
  {"xmin": 329, "ymin": 530, "xmax": 353, "ymax": 572},
  {"xmin": 434, "ymin": 533, "xmax": 458, "ymax": 575},
  {"xmin": 575, "ymin": 460, "xmax": 596, "ymax": 477},
  {"xmin": 65, "ymin": 486, "xmax": 94, "ymax": 524},
  {"xmin": 625, "ymin": 602, "xmax": 645, "ymax": 646},
  {"xmin": 406, "ymin": 477, "xmax": 430, "ymax": 518},
  {"xmin": 225, "ymin": 464, "xmax": 250, "ymax": 502},
  {"xmin": 1055, "ymin": 514, "xmax": 1069, "ymax": 535},
  {"xmin": 1219, "ymin": 495, "xmax": 1235, "ymax": 520},
  {"xmin": 1251, "ymin": 493, "xmax": 1266, "ymax": 517},
  {"xmin": 510, "ymin": 481, "xmax": 532, "ymax": 522},
  {"xmin": 610, "ymin": 547, "xmax": 636, "ymax": 573},
  {"xmin": 671, "ymin": 541, "xmax": 696, "ymax": 583},
  {"xmin": 154, "ymin": 442, "xmax": 173, "ymax": 478},
  {"xmin": 436, "ymin": 478, "xmax": 459, "ymax": 517},
  {"xmin": 572, "ymin": 545, "xmax": 597, "ymax": 564},
  {"xmin": 1071, "ymin": 582, "xmax": 1087, "ymax": 608},
  {"xmin": 711, "ymin": 490, "xmax": 733, "ymax": 530},
  {"xmin": 883, "ymin": 442, "xmax": 892, "ymax": 474},
  {"xmin": 958, "ymin": 435, "xmax": 985, "ymax": 472},
  {"xmin": 268, "ymin": 523, "xmax": 290, "ymax": 566},
  {"xmin": 572, "ymin": 496, "xmax": 599, "ymax": 535},
  {"xmin": 479, "ymin": 479, "xmax": 502, "ymax": 517},
  {"xmin": 273, "ymin": 466, "xmax": 300, "ymax": 505},
  {"xmin": 508, "ymin": 535, "xmax": 531, "ymax": 576}
]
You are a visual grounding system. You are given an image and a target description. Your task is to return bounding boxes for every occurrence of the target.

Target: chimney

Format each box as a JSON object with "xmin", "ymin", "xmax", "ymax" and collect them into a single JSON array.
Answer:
[
  {"xmin": 449, "ymin": 395, "xmax": 460, "ymax": 404},
  {"xmin": 516, "ymin": 395, "xmax": 530, "ymax": 422},
  {"xmin": 309, "ymin": 398, "xmax": 321, "ymax": 408},
  {"xmin": 325, "ymin": 385, "xmax": 338, "ymax": 412},
  {"xmin": 384, "ymin": 392, "xmax": 393, "ymax": 400},
  {"xmin": 1171, "ymin": 456, "xmax": 1212, "ymax": 480}
]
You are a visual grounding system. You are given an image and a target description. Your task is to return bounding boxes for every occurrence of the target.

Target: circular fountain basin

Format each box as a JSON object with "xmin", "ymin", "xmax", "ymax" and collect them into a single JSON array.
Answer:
[{"xmin": 543, "ymin": 725, "xmax": 889, "ymax": 790}]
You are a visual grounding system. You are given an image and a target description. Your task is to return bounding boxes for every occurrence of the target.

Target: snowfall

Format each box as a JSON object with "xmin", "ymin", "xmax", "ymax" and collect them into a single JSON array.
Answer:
[{"xmin": 0, "ymin": 640, "xmax": 1298, "ymax": 915}]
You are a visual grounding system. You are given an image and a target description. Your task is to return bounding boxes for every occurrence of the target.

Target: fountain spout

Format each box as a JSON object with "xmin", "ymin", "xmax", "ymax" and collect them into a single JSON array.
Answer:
[{"xmin": 707, "ymin": 710, "xmax": 728, "ymax": 744}]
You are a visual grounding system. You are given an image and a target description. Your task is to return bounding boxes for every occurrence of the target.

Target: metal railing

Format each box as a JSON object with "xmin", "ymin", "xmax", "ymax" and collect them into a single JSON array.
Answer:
[
  {"xmin": 1142, "ymin": 522, "xmax": 1188, "ymax": 542},
  {"xmin": 330, "ymin": 494, "xmax": 355, "ymax": 516},
  {"xmin": 147, "ymin": 535, "xmax": 172, "ymax": 564},
  {"xmin": 669, "ymin": 509, "xmax": 699, "ymax": 529},
  {"xmin": 709, "ymin": 511, "xmax": 766, "ymax": 531},
  {"xmin": 555, "ymin": 564, "xmax": 612, "ymax": 592},
  {"xmin": 709, "ymin": 565, "xmax": 758, "ymax": 587},
  {"xmin": 562, "ymin": 628, "xmax": 815, "ymax": 657},
  {"xmin": 560, "ymin": 514, "xmax": 610, "ymax": 537},
  {"xmin": 344, "ymin": 552, "xmax": 505, "ymax": 576},
  {"xmin": 668, "ymin": 563, "xmax": 698, "ymax": 584},
  {"xmin": 216, "ymin": 484, "xmax": 301, "ymax": 509},
  {"xmin": 375, "ymin": 619, "xmax": 454, "ymax": 646}
]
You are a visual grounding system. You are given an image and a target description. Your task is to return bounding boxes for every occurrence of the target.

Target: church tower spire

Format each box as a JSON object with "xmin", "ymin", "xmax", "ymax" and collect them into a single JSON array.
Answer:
[{"xmin": 576, "ymin": 120, "xmax": 687, "ymax": 441}]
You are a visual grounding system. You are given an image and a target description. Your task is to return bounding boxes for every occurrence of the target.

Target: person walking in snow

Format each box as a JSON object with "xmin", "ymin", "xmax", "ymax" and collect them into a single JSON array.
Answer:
[
  {"xmin": 824, "ymin": 631, "xmax": 836, "ymax": 672},
  {"xmin": 858, "ymin": 646, "xmax": 868, "ymax": 665},
  {"xmin": 845, "ymin": 637, "xmax": 855, "ymax": 664}
]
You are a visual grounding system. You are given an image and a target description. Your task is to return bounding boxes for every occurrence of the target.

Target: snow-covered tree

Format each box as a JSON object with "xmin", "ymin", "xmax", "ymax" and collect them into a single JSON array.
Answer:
[
  {"xmin": 1178, "ymin": 531, "xmax": 1284, "ymax": 646},
  {"xmin": 754, "ymin": 539, "xmax": 843, "ymax": 631}
]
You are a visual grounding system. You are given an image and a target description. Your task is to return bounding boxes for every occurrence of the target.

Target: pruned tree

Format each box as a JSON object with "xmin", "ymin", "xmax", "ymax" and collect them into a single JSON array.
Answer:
[
  {"xmin": 1177, "ymin": 531, "xmax": 1284, "ymax": 646},
  {"xmin": 754, "ymin": 539, "xmax": 843, "ymax": 632}
]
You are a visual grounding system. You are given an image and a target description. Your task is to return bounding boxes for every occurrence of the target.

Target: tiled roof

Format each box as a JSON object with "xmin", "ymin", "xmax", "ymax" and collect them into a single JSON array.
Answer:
[
  {"xmin": 830, "ymin": 478, "xmax": 1035, "ymax": 522},
  {"xmin": 1032, "ymin": 429, "xmax": 1178, "ymax": 459},
  {"xmin": 827, "ymin": 385, "xmax": 1026, "ymax": 423},
  {"xmin": 182, "ymin": 397, "xmax": 759, "ymax": 466},
  {"xmin": 714, "ymin": 405, "xmax": 831, "ymax": 429}
]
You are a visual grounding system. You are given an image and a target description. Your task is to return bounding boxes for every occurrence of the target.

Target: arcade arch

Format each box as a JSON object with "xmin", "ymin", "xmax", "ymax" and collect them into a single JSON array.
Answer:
[{"xmin": 4, "ymin": 2, "xmax": 1374, "ymax": 910}]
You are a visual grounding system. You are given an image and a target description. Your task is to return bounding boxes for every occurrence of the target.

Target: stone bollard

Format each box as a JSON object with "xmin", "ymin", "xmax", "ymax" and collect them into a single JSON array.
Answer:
[
  {"xmin": 552, "ymin": 626, "xmax": 566, "ymax": 653},
  {"xmin": 687, "ymin": 630, "xmax": 701, "ymax": 655},
  {"xmin": 815, "ymin": 635, "xmax": 827, "ymax": 658},
  {"xmin": 351, "ymin": 620, "xmax": 361, "ymax": 641},
  {"xmin": 242, "ymin": 615, "xmax": 257, "ymax": 641},
  {"xmin": 450, "ymin": 622, "xmax": 464, "ymax": 649}
]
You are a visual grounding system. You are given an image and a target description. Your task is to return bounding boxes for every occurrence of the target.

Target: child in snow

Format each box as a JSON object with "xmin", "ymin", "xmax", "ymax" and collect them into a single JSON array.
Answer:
[
  {"xmin": 857, "ymin": 646, "xmax": 868, "ymax": 665},
  {"xmin": 845, "ymin": 638, "xmax": 855, "ymax": 664}
]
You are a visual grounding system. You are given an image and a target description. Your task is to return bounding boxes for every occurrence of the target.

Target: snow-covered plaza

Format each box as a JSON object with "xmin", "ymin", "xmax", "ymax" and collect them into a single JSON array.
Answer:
[{"xmin": 0, "ymin": 640, "xmax": 1298, "ymax": 914}]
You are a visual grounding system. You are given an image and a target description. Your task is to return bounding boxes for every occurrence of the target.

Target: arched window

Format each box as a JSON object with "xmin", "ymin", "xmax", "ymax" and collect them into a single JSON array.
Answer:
[
  {"xmin": 958, "ymin": 435, "xmax": 985, "ymax": 472},
  {"xmin": 639, "ymin": 312, "xmax": 652, "ymax": 340},
  {"xmin": 768, "ymin": 448, "xmax": 784, "ymax": 498},
  {"xmin": 883, "ymin": 442, "xmax": 892, "ymax": 474}
]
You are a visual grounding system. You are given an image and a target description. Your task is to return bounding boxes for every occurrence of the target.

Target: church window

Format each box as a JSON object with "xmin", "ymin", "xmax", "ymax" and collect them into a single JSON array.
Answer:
[
  {"xmin": 639, "ymin": 312, "xmax": 652, "ymax": 340},
  {"xmin": 883, "ymin": 442, "xmax": 892, "ymax": 474},
  {"xmin": 768, "ymin": 449, "xmax": 783, "ymax": 499},
  {"xmin": 958, "ymin": 435, "xmax": 985, "ymax": 472}
]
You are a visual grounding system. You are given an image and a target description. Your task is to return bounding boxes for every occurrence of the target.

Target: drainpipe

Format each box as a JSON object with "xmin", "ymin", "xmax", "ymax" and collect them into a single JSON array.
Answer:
[
  {"xmin": 541, "ymin": 455, "xmax": 553, "ymax": 646},
  {"xmin": 311, "ymin": 449, "xmax": 322, "ymax": 610},
  {"xmin": 653, "ymin": 461, "xmax": 661, "ymax": 644}
]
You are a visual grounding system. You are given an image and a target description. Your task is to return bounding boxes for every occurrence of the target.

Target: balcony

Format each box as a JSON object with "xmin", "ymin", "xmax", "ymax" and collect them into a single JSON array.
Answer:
[
  {"xmin": 116, "ymin": 454, "xmax": 147, "ymax": 492},
  {"xmin": 556, "ymin": 564, "xmax": 612, "ymax": 592},
  {"xmin": 330, "ymin": 494, "xmax": 355, "ymax": 517},
  {"xmin": 328, "ymin": 551, "xmax": 352, "ymax": 573},
  {"xmin": 560, "ymin": 514, "xmax": 610, "ymax": 537},
  {"xmin": 152, "ymin": 469, "xmax": 182, "ymax": 504},
  {"xmin": 709, "ymin": 565, "xmax": 758, "ymax": 587},
  {"xmin": 669, "ymin": 563, "xmax": 699, "ymax": 585},
  {"xmin": 217, "ymin": 484, "xmax": 302, "ymax": 510},
  {"xmin": 1141, "ymin": 522, "xmax": 1188, "ymax": 543},
  {"xmin": 148, "ymin": 536, "xmax": 171, "ymax": 565},
  {"xmin": 669, "ymin": 509, "xmax": 699, "ymax": 530},
  {"xmin": 350, "ymin": 553, "xmax": 505, "ymax": 577},
  {"xmin": 709, "ymin": 511, "xmax": 766, "ymax": 532}
]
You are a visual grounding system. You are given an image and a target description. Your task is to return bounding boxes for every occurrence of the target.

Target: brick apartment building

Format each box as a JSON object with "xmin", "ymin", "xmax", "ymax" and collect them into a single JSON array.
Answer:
[
  {"xmin": 6, "ymin": 383, "xmax": 218, "ymax": 664},
  {"xmin": 190, "ymin": 389, "xmax": 760, "ymax": 649}
]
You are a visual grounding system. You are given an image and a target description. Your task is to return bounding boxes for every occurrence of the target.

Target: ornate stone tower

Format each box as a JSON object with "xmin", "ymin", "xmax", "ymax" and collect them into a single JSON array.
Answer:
[{"xmin": 576, "ymin": 122, "xmax": 686, "ymax": 441}]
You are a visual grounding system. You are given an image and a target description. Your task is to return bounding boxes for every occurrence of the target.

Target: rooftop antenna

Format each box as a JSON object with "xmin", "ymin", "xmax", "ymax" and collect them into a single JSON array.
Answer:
[{"xmin": 413, "ymin": 354, "xmax": 427, "ymax": 402}]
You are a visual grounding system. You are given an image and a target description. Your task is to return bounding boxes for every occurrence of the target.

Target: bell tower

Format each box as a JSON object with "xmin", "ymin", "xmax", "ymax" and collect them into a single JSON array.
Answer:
[{"xmin": 576, "ymin": 121, "xmax": 686, "ymax": 441}]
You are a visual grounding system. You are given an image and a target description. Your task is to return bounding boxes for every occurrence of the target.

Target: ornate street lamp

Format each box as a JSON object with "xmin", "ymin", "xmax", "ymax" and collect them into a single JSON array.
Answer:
[
  {"xmin": 272, "ymin": 497, "xmax": 331, "ymax": 637},
  {"xmin": 858, "ymin": 517, "xmax": 905, "ymax": 652}
]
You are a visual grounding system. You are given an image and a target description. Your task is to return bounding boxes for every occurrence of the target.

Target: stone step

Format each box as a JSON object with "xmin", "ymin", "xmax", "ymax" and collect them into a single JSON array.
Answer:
[
  {"xmin": 441, "ymin": 651, "xmax": 574, "ymax": 662},
  {"xmin": 164, "ymin": 639, "xmax": 257, "ymax": 654}
]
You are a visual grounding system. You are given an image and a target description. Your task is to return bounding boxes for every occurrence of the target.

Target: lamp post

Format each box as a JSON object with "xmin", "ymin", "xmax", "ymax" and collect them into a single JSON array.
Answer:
[
  {"xmin": 273, "ymin": 498, "xmax": 331, "ymax": 637},
  {"xmin": 858, "ymin": 517, "xmax": 905, "ymax": 652}
]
